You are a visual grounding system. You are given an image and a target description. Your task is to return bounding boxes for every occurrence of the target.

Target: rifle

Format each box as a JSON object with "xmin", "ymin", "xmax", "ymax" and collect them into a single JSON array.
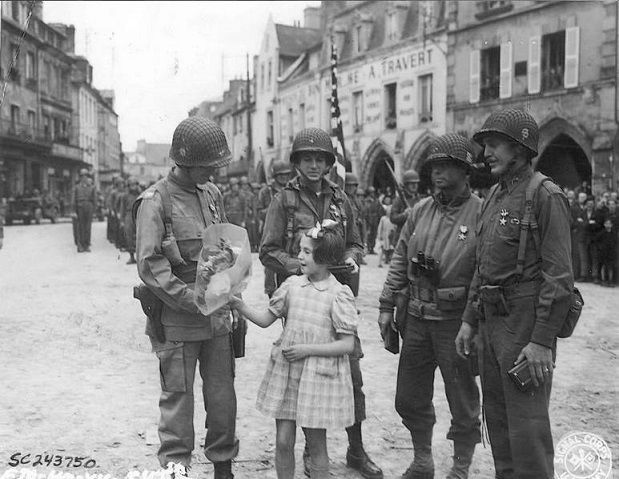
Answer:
[{"xmin": 384, "ymin": 159, "xmax": 412, "ymax": 209}]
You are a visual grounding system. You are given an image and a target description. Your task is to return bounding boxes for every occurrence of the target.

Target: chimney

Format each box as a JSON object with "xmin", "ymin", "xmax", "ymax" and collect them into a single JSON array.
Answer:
[
  {"xmin": 32, "ymin": 1, "xmax": 43, "ymax": 19},
  {"xmin": 304, "ymin": 7, "xmax": 321, "ymax": 30},
  {"xmin": 64, "ymin": 25, "xmax": 76, "ymax": 53}
]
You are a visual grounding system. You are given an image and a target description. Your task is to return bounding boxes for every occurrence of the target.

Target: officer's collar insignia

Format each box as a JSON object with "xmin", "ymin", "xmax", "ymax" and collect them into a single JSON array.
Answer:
[{"xmin": 458, "ymin": 225, "xmax": 468, "ymax": 242}]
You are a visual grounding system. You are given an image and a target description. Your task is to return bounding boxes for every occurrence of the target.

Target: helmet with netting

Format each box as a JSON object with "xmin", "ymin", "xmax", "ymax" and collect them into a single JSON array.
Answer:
[
  {"xmin": 425, "ymin": 133, "xmax": 476, "ymax": 171},
  {"xmin": 271, "ymin": 160, "xmax": 292, "ymax": 176},
  {"xmin": 402, "ymin": 169, "xmax": 420, "ymax": 184},
  {"xmin": 169, "ymin": 117, "xmax": 231, "ymax": 168},
  {"xmin": 345, "ymin": 172, "xmax": 359, "ymax": 186},
  {"xmin": 473, "ymin": 109, "xmax": 539, "ymax": 157},
  {"xmin": 290, "ymin": 128, "xmax": 335, "ymax": 166}
]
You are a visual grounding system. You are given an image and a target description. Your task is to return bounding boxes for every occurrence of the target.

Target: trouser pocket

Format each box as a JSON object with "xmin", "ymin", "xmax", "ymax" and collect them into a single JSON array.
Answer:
[{"xmin": 156, "ymin": 342, "xmax": 186, "ymax": 392}]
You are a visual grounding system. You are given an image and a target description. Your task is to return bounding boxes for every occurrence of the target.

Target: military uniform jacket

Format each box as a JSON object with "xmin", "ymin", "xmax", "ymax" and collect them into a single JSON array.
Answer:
[
  {"xmin": 72, "ymin": 182, "xmax": 96, "ymax": 208},
  {"xmin": 462, "ymin": 166, "xmax": 573, "ymax": 348},
  {"xmin": 257, "ymin": 184, "xmax": 282, "ymax": 222},
  {"xmin": 259, "ymin": 176, "xmax": 364, "ymax": 279},
  {"xmin": 135, "ymin": 170, "xmax": 229, "ymax": 342},
  {"xmin": 223, "ymin": 191, "xmax": 248, "ymax": 226},
  {"xmin": 380, "ymin": 188, "xmax": 482, "ymax": 321}
]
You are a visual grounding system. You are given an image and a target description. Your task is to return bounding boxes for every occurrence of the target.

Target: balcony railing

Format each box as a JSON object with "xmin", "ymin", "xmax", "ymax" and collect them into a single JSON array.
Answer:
[{"xmin": 0, "ymin": 119, "xmax": 50, "ymax": 144}]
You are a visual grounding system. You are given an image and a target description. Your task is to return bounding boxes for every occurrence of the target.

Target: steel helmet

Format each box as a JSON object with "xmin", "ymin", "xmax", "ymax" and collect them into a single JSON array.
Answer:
[
  {"xmin": 79, "ymin": 168, "xmax": 89, "ymax": 176},
  {"xmin": 290, "ymin": 128, "xmax": 335, "ymax": 166},
  {"xmin": 356, "ymin": 187, "xmax": 366, "ymax": 196},
  {"xmin": 425, "ymin": 133, "xmax": 476, "ymax": 171},
  {"xmin": 271, "ymin": 160, "xmax": 292, "ymax": 177},
  {"xmin": 240, "ymin": 176, "xmax": 249, "ymax": 185},
  {"xmin": 473, "ymin": 109, "xmax": 539, "ymax": 157},
  {"xmin": 229, "ymin": 177, "xmax": 240, "ymax": 186},
  {"xmin": 402, "ymin": 169, "xmax": 420, "ymax": 184},
  {"xmin": 345, "ymin": 172, "xmax": 359, "ymax": 186},
  {"xmin": 169, "ymin": 116, "xmax": 231, "ymax": 168}
]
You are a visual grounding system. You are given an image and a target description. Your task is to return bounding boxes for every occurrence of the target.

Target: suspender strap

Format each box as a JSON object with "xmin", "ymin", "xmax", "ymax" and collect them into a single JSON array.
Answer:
[
  {"xmin": 516, "ymin": 172, "xmax": 548, "ymax": 279},
  {"xmin": 154, "ymin": 179, "xmax": 174, "ymax": 238}
]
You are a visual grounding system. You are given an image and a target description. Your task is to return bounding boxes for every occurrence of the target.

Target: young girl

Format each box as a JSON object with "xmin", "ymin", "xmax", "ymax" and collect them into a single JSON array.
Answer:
[{"xmin": 230, "ymin": 224, "xmax": 358, "ymax": 479}]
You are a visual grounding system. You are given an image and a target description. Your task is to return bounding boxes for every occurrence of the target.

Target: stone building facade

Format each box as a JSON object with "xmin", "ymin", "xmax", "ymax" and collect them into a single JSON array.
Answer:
[
  {"xmin": 447, "ymin": 0, "xmax": 618, "ymax": 195},
  {"xmin": 253, "ymin": 1, "xmax": 449, "ymax": 191}
]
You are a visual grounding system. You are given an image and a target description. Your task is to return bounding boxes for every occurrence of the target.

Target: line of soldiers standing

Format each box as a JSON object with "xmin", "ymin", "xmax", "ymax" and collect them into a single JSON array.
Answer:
[{"xmin": 105, "ymin": 175, "xmax": 147, "ymax": 264}]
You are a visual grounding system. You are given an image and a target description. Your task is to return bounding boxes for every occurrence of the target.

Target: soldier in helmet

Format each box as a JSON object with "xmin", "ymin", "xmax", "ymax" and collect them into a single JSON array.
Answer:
[
  {"xmin": 260, "ymin": 128, "xmax": 383, "ymax": 479},
  {"xmin": 71, "ymin": 168, "xmax": 97, "ymax": 252},
  {"xmin": 134, "ymin": 116, "xmax": 238, "ymax": 479},
  {"xmin": 364, "ymin": 186, "xmax": 384, "ymax": 255},
  {"xmin": 118, "ymin": 177, "xmax": 142, "ymax": 264},
  {"xmin": 456, "ymin": 109, "xmax": 573, "ymax": 479},
  {"xmin": 239, "ymin": 175, "xmax": 259, "ymax": 252},
  {"xmin": 257, "ymin": 159, "xmax": 292, "ymax": 296},
  {"xmin": 390, "ymin": 169, "xmax": 421, "ymax": 242},
  {"xmin": 379, "ymin": 134, "xmax": 482, "ymax": 479},
  {"xmin": 223, "ymin": 177, "xmax": 249, "ymax": 229},
  {"xmin": 345, "ymin": 172, "xmax": 367, "ymax": 266}
]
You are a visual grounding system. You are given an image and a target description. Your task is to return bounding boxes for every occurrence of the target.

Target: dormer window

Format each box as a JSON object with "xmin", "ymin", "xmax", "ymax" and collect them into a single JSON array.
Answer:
[
  {"xmin": 386, "ymin": 11, "xmax": 398, "ymax": 41},
  {"xmin": 475, "ymin": 0, "xmax": 513, "ymax": 20},
  {"xmin": 353, "ymin": 12, "xmax": 374, "ymax": 55},
  {"xmin": 386, "ymin": 2, "xmax": 408, "ymax": 43}
]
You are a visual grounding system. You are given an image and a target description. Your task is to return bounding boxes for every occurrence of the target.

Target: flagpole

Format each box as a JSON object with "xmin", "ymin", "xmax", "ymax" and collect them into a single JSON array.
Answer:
[{"xmin": 329, "ymin": 35, "xmax": 349, "ymax": 188}]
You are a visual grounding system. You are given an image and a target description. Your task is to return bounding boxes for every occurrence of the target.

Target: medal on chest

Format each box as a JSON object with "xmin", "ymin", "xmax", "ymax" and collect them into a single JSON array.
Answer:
[
  {"xmin": 209, "ymin": 201, "xmax": 220, "ymax": 222},
  {"xmin": 499, "ymin": 208, "xmax": 509, "ymax": 226},
  {"xmin": 329, "ymin": 204, "xmax": 341, "ymax": 221},
  {"xmin": 458, "ymin": 225, "xmax": 468, "ymax": 242}
]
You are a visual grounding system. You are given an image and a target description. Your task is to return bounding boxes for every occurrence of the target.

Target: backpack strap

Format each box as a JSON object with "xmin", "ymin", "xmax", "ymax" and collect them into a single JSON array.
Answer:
[
  {"xmin": 516, "ymin": 172, "xmax": 552, "ymax": 278},
  {"xmin": 282, "ymin": 188, "xmax": 299, "ymax": 254},
  {"xmin": 334, "ymin": 189, "xmax": 348, "ymax": 243}
]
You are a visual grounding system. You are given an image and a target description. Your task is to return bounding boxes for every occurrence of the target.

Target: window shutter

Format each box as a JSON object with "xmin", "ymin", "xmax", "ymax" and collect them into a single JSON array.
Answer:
[
  {"xmin": 470, "ymin": 49, "xmax": 480, "ymax": 104},
  {"xmin": 564, "ymin": 26, "xmax": 580, "ymax": 88},
  {"xmin": 528, "ymin": 35, "xmax": 541, "ymax": 94},
  {"xmin": 500, "ymin": 41, "xmax": 513, "ymax": 99}
]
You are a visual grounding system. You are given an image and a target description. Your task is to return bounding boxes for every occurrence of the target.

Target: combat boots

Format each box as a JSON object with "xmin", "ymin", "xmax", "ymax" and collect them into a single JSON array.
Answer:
[
  {"xmin": 399, "ymin": 430, "xmax": 434, "ymax": 479},
  {"xmin": 213, "ymin": 460, "xmax": 233, "ymax": 479},
  {"xmin": 445, "ymin": 442, "xmax": 476, "ymax": 479},
  {"xmin": 345, "ymin": 422, "xmax": 383, "ymax": 479}
]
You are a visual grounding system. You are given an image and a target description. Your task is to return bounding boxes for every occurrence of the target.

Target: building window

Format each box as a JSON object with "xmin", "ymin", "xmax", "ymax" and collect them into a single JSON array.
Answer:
[
  {"xmin": 352, "ymin": 91, "xmax": 364, "ymax": 132},
  {"xmin": 260, "ymin": 63, "xmax": 265, "ymax": 90},
  {"xmin": 10, "ymin": 105, "xmax": 20, "ymax": 131},
  {"xmin": 26, "ymin": 51, "xmax": 35, "ymax": 79},
  {"xmin": 238, "ymin": 114, "xmax": 243, "ymax": 134},
  {"xmin": 480, "ymin": 46, "xmax": 500, "ymax": 100},
  {"xmin": 475, "ymin": 0, "xmax": 513, "ymax": 20},
  {"xmin": 9, "ymin": 44, "xmax": 21, "ymax": 83},
  {"xmin": 419, "ymin": 74, "xmax": 433, "ymax": 123},
  {"xmin": 299, "ymin": 103, "xmax": 306, "ymax": 130},
  {"xmin": 266, "ymin": 111, "xmax": 274, "ymax": 147},
  {"xmin": 386, "ymin": 11, "xmax": 398, "ymax": 41},
  {"xmin": 43, "ymin": 115, "xmax": 50, "ymax": 140},
  {"xmin": 233, "ymin": 115, "xmax": 238, "ymax": 136},
  {"xmin": 385, "ymin": 83, "xmax": 397, "ymax": 130},
  {"xmin": 541, "ymin": 30, "xmax": 565, "ymax": 91},
  {"xmin": 354, "ymin": 24, "xmax": 363, "ymax": 54},
  {"xmin": 27, "ymin": 110, "xmax": 36, "ymax": 133},
  {"xmin": 287, "ymin": 108, "xmax": 294, "ymax": 142},
  {"xmin": 11, "ymin": 0, "xmax": 20, "ymax": 21},
  {"xmin": 268, "ymin": 60, "xmax": 272, "ymax": 87}
]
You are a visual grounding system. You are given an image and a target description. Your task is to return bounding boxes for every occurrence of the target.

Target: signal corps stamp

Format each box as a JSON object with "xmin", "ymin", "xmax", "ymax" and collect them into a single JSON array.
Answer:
[{"xmin": 554, "ymin": 431, "xmax": 612, "ymax": 479}]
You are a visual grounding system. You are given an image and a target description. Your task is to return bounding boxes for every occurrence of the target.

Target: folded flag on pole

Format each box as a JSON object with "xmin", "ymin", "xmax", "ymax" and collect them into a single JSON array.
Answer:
[{"xmin": 330, "ymin": 36, "xmax": 348, "ymax": 188}]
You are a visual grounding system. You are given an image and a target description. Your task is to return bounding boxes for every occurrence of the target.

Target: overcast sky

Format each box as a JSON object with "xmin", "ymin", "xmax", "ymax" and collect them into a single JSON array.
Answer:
[{"xmin": 43, "ymin": 1, "xmax": 321, "ymax": 151}]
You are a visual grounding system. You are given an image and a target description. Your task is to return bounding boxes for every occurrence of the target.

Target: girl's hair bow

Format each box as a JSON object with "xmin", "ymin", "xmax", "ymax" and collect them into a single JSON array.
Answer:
[{"xmin": 306, "ymin": 219, "xmax": 338, "ymax": 239}]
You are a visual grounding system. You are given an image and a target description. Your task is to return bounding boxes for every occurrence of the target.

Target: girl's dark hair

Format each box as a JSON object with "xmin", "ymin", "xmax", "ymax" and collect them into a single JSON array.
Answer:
[{"xmin": 310, "ymin": 229, "xmax": 345, "ymax": 266}]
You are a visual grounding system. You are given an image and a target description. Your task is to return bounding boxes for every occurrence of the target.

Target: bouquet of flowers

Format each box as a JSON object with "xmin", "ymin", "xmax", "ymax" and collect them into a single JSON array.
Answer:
[{"xmin": 194, "ymin": 224, "xmax": 252, "ymax": 316}]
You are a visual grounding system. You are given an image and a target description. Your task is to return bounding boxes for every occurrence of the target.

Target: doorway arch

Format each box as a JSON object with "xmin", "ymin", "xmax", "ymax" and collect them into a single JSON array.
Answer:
[
  {"xmin": 536, "ymin": 118, "xmax": 591, "ymax": 189},
  {"xmin": 360, "ymin": 139, "xmax": 397, "ymax": 194}
]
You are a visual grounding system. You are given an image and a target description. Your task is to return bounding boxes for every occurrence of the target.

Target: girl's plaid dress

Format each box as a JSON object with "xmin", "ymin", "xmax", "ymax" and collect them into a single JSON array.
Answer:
[{"xmin": 256, "ymin": 274, "xmax": 358, "ymax": 429}]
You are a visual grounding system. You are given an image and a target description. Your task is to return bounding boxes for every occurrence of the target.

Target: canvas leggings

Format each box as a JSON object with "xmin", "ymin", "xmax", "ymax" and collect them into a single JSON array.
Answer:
[{"xmin": 153, "ymin": 335, "xmax": 239, "ymax": 467}]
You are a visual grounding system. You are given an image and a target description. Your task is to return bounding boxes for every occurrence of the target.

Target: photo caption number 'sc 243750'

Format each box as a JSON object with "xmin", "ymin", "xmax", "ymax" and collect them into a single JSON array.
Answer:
[{"xmin": 7, "ymin": 453, "xmax": 96, "ymax": 469}]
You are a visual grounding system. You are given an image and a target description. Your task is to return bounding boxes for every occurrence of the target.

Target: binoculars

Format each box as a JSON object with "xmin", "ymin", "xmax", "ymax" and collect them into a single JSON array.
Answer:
[{"xmin": 411, "ymin": 251, "xmax": 440, "ymax": 286}]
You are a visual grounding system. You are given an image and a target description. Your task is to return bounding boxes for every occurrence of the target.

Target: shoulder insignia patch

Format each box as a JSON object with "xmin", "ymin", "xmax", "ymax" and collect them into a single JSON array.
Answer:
[{"xmin": 142, "ymin": 190, "xmax": 156, "ymax": 199}]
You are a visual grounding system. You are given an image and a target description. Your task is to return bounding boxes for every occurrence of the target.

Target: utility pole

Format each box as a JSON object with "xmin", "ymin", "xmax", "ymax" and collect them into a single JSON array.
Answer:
[{"xmin": 246, "ymin": 53, "xmax": 253, "ymax": 172}]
